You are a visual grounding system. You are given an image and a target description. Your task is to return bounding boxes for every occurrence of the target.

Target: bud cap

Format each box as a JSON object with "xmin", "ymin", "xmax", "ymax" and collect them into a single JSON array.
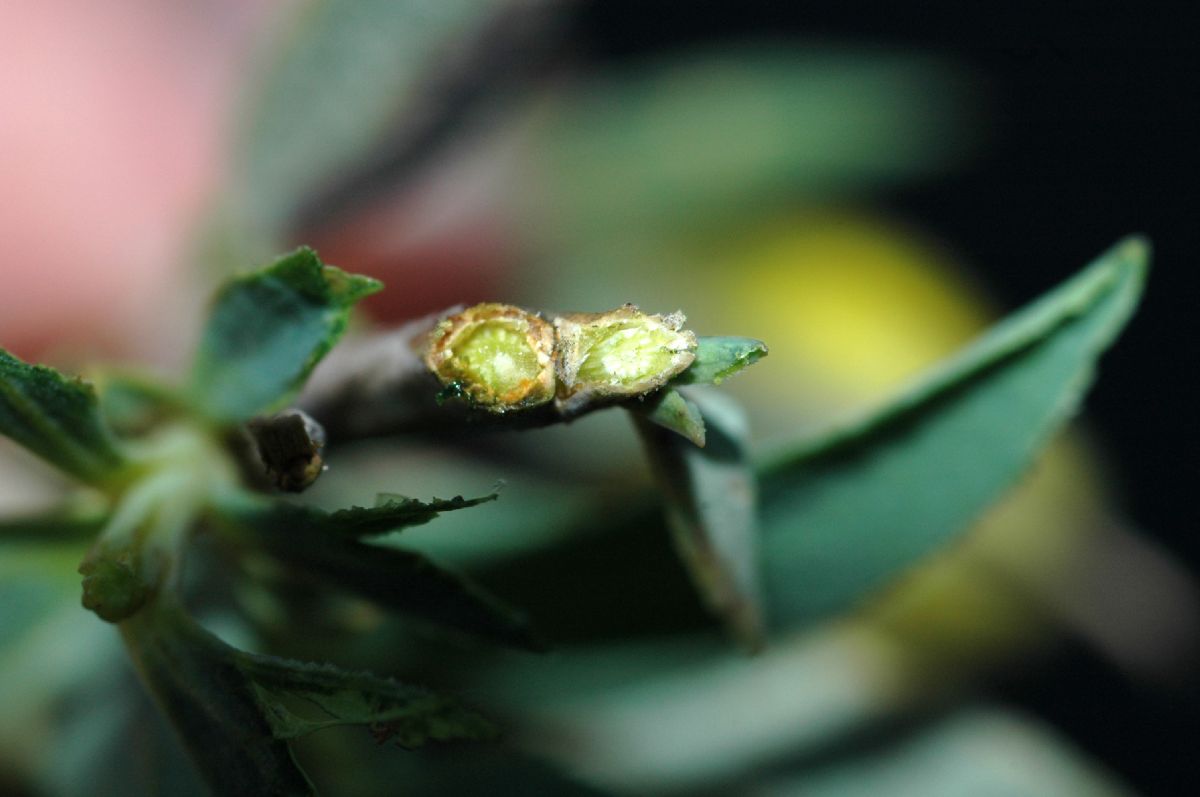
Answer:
[
  {"xmin": 555, "ymin": 304, "xmax": 697, "ymax": 411},
  {"xmin": 424, "ymin": 303, "xmax": 556, "ymax": 413}
]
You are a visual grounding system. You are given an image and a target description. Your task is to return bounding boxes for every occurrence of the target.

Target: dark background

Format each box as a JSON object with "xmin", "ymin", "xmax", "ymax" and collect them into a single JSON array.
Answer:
[{"xmin": 577, "ymin": 2, "xmax": 1199, "ymax": 793}]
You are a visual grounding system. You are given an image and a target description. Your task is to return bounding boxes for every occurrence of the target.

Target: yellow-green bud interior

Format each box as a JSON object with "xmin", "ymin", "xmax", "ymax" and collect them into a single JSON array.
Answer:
[
  {"xmin": 576, "ymin": 320, "xmax": 686, "ymax": 387},
  {"xmin": 450, "ymin": 321, "xmax": 542, "ymax": 398}
]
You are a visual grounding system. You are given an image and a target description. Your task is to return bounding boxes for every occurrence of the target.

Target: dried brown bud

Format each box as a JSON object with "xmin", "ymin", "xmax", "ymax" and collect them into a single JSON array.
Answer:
[{"xmin": 246, "ymin": 410, "xmax": 327, "ymax": 492}]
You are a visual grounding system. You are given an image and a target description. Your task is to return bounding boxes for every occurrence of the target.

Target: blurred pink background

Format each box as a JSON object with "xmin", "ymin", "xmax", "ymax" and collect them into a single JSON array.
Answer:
[{"xmin": 0, "ymin": 0, "xmax": 274, "ymax": 361}]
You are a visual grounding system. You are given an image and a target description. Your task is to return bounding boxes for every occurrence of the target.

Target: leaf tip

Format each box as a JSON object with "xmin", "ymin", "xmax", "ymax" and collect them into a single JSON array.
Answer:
[
  {"xmin": 1114, "ymin": 234, "xmax": 1152, "ymax": 280},
  {"xmin": 269, "ymin": 246, "xmax": 384, "ymax": 305},
  {"xmin": 713, "ymin": 339, "xmax": 768, "ymax": 385}
]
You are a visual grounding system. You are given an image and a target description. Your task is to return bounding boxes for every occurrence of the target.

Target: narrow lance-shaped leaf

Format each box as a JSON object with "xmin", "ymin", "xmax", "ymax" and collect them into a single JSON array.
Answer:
[
  {"xmin": 671, "ymin": 336, "xmax": 769, "ymax": 387},
  {"xmin": 235, "ymin": 652, "xmax": 496, "ymax": 745},
  {"xmin": 120, "ymin": 601, "xmax": 317, "ymax": 796},
  {"xmin": 633, "ymin": 389, "xmax": 766, "ymax": 650},
  {"xmin": 245, "ymin": 491, "xmax": 499, "ymax": 539},
  {"xmin": 327, "ymin": 492, "xmax": 500, "ymax": 537},
  {"xmin": 760, "ymin": 237, "xmax": 1149, "ymax": 630},
  {"xmin": 216, "ymin": 492, "xmax": 544, "ymax": 651},
  {"xmin": 633, "ymin": 388, "xmax": 706, "ymax": 447},
  {"xmin": 0, "ymin": 500, "xmax": 109, "ymax": 544},
  {"xmin": 122, "ymin": 601, "xmax": 495, "ymax": 796},
  {"xmin": 190, "ymin": 248, "xmax": 382, "ymax": 422},
  {"xmin": 760, "ymin": 707, "xmax": 1134, "ymax": 797},
  {"xmin": 0, "ymin": 350, "xmax": 128, "ymax": 484}
]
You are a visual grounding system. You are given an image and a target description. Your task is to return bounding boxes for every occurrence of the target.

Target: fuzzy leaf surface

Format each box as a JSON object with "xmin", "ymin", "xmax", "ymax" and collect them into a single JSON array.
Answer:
[
  {"xmin": 277, "ymin": 492, "xmax": 498, "ymax": 538},
  {"xmin": 218, "ymin": 492, "xmax": 543, "ymax": 650},
  {"xmin": 0, "ymin": 350, "xmax": 127, "ymax": 483},
  {"xmin": 635, "ymin": 390, "xmax": 765, "ymax": 649},
  {"xmin": 236, "ymin": 652, "xmax": 496, "ymax": 745},
  {"xmin": 121, "ymin": 603, "xmax": 317, "ymax": 796},
  {"xmin": 190, "ymin": 248, "xmax": 381, "ymax": 422},
  {"xmin": 671, "ymin": 337, "xmax": 768, "ymax": 387},
  {"xmin": 760, "ymin": 237, "xmax": 1148, "ymax": 629}
]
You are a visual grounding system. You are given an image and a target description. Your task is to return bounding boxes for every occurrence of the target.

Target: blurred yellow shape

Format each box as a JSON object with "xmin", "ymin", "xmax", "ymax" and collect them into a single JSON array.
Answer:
[
  {"xmin": 719, "ymin": 212, "xmax": 990, "ymax": 402},
  {"xmin": 701, "ymin": 211, "xmax": 1139, "ymax": 689}
]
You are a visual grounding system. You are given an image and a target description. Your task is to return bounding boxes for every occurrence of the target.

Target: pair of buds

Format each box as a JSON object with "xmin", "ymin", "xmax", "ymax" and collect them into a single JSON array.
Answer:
[{"xmin": 423, "ymin": 303, "xmax": 697, "ymax": 414}]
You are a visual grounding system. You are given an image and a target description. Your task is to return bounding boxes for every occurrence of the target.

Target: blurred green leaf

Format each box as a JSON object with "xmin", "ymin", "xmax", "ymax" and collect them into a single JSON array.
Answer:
[
  {"xmin": 230, "ymin": 0, "xmax": 502, "ymax": 240},
  {"xmin": 245, "ymin": 492, "xmax": 499, "ymax": 539},
  {"xmin": 672, "ymin": 336, "xmax": 769, "ymax": 387},
  {"xmin": 0, "ymin": 350, "xmax": 127, "ymax": 483},
  {"xmin": 236, "ymin": 652, "xmax": 495, "ymax": 745},
  {"xmin": 95, "ymin": 371, "xmax": 187, "ymax": 437},
  {"xmin": 41, "ymin": 639, "xmax": 209, "ymax": 797},
  {"xmin": 492, "ymin": 628, "xmax": 894, "ymax": 793},
  {"xmin": 635, "ymin": 390, "xmax": 764, "ymax": 649},
  {"xmin": 0, "ymin": 594, "xmax": 119, "ymax": 792},
  {"xmin": 750, "ymin": 706, "xmax": 1131, "ymax": 797},
  {"xmin": 190, "ymin": 248, "xmax": 381, "ymax": 422},
  {"xmin": 0, "ymin": 501, "xmax": 108, "ymax": 544},
  {"xmin": 0, "ymin": 542, "xmax": 84, "ymax": 651},
  {"xmin": 302, "ymin": 442, "xmax": 606, "ymax": 569},
  {"xmin": 528, "ymin": 46, "xmax": 976, "ymax": 241},
  {"xmin": 633, "ymin": 388, "xmax": 706, "ymax": 447},
  {"xmin": 120, "ymin": 602, "xmax": 317, "ymax": 796},
  {"xmin": 218, "ymin": 491, "xmax": 544, "ymax": 651},
  {"xmin": 760, "ymin": 237, "xmax": 1148, "ymax": 629}
]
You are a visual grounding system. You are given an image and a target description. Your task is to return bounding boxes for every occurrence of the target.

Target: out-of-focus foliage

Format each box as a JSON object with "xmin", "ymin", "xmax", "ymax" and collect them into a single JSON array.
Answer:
[
  {"xmin": 761, "ymin": 238, "xmax": 1146, "ymax": 629},
  {"xmin": 519, "ymin": 46, "xmax": 977, "ymax": 245},
  {"xmin": 0, "ymin": 350, "xmax": 128, "ymax": 484},
  {"xmin": 190, "ymin": 248, "xmax": 382, "ymax": 421},
  {"xmin": 0, "ymin": 1, "xmax": 1183, "ymax": 795},
  {"xmin": 228, "ymin": 0, "xmax": 505, "ymax": 247},
  {"xmin": 637, "ymin": 389, "xmax": 764, "ymax": 648},
  {"xmin": 746, "ymin": 707, "xmax": 1129, "ymax": 797}
]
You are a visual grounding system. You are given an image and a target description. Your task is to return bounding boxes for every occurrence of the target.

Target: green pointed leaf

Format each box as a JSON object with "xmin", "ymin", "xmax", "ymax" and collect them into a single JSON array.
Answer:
[
  {"xmin": 218, "ymin": 493, "xmax": 543, "ymax": 651},
  {"xmin": 120, "ymin": 603, "xmax": 317, "ymax": 796},
  {"xmin": 0, "ymin": 350, "xmax": 128, "ymax": 483},
  {"xmin": 190, "ymin": 248, "xmax": 382, "ymax": 422},
  {"xmin": 760, "ymin": 707, "xmax": 1132, "ymax": 797},
  {"xmin": 634, "ymin": 390, "xmax": 765, "ymax": 649},
  {"xmin": 229, "ymin": 0, "xmax": 503, "ymax": 240},
  {"xmin": 671, "ymin": 336, "xmax": 769, "ymax": 387},
  {"xmin": 272, "ymin": 536, "xmax": 542, "ymax": 651},
  {"xmin": 760, "ymin": 237, "xmax": 1148, "ymax": 630},
  {"xmin": 323, "ymin": 492, "xmax": 499, "ymax": 538},
  {"xmin": 232, "ymin": 491, "xmax": 497, "ymax": 539},
  {"xmin": 235, "ymin": 652, "xmax": 495, "ymax": 745},
  {"xmin": 633, "ymin": 388, "xmax": 706, "ymax": 446}
]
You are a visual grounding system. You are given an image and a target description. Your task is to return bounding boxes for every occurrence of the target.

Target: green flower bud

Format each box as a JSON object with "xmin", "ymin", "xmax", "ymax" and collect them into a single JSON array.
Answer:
[
  {"xmin": 424, "ymin": 303, "xmax": 556, "ymax": 413},
  {"xmin": 554, "ymin": 304, "xmax": 697, "ymax": 411},
  {"xmin": 79, "ymin": 551, "xmax": 152, "ymax": 623}
]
